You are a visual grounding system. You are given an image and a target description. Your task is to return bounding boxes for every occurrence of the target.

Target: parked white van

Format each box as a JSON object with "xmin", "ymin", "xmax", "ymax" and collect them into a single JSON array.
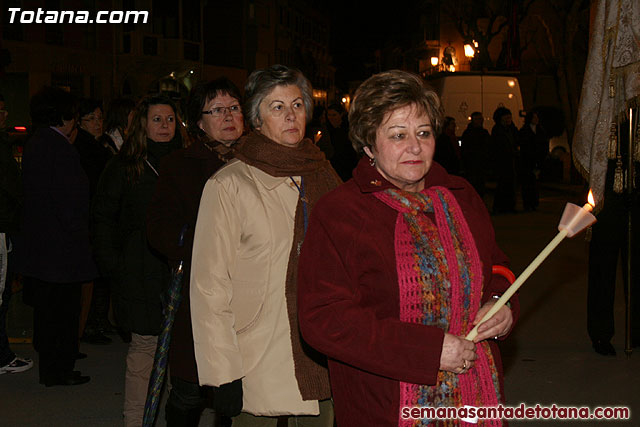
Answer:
[{"xmin": 426, "ymin": 72, "xmax": 525, "ymax": 132}]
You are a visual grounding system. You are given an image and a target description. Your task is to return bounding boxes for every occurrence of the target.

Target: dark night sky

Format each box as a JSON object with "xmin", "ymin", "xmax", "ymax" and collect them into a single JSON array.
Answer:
[{"xmin": 327, "ymin": 0, "xmax": 416, "ymax": 87}]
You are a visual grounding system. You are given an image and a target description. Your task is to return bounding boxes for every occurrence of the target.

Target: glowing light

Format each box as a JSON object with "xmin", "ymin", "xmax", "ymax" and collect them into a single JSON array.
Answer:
[
  {"xmin": 508, "ymin": 93, "xmax": 514, "ymax": 99},
  {"xmin": 13, "ymin": 126, "xmax": 27, "ymax": 132},
  {"xmin": 341, "ymin": 97, "xmax": 347, "ymax": 103},
  {"xmin": 430, "ymin": 56, "xmax": 439, "ymax": 66},
  {"xmin": 587, "ymin": 190, "xmax": 595, "ymax": 209},
  {"xmin": 507, "ymin": 79, "xmax": 516, "ymax": 88},
  {"xmin": 464, "ymin": 44, "xmax": 475, "ymax": 58}
]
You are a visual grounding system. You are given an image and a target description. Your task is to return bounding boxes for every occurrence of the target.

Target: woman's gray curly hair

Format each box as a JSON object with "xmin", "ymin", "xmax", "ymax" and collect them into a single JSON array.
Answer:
[{"xmin": 243, "ymin": 64, "xmax": 313, "ymax": 130}]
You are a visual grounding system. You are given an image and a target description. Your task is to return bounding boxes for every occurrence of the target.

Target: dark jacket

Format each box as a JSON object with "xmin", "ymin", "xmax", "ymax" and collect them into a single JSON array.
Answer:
[
  {"xmin": 19, "ymin": 127, "xmax": 97, "ymax": 283},
  {"xmin": 92, "ymin": 139, "xmax": 179, "ymax": 335},
  {"xmin": 74, "ymin": 128, "xmax": 113, "ymax": 199},
  {"xmin": 298, "ymin": 158, "xmax": 519, "ymax": 426},
  {"xmin": 327, "ymin": 123, "xmax": 357, "ymax": 182},
  {"xmin": 146, "ymin": 139, "xmax": 228, "ymax": 382},
  {"xmin": 0, "ymin": 129, "xmax": 21, "ymax": 233}
]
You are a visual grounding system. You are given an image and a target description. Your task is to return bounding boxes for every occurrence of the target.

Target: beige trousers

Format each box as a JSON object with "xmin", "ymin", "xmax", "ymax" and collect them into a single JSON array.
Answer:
[
  {"xmin": 232, "ymin": 399, "xmax": 334, "ymax": 427},
  {"xmin": 123, "ymin": 333, "xmax": 158, "ymax": 427}
]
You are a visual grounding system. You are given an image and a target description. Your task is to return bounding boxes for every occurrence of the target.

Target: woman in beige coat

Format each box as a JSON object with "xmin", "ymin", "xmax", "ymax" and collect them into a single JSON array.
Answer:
[{"xmin": 190, "ymin": 65, "xmax": 340, "ymax": 426}]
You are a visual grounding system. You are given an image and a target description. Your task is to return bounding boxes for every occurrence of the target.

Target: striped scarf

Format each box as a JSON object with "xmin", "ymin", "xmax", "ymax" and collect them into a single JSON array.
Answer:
[{"xmin": 374, "ymin": 187, "xmax": 501, "ymax": 427}]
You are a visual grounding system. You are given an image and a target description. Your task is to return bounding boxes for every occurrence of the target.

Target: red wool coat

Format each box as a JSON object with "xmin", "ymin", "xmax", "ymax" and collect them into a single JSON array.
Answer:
[{"xmin": 298, "ymin": 158, "xmax": 519, "ymax": 426}]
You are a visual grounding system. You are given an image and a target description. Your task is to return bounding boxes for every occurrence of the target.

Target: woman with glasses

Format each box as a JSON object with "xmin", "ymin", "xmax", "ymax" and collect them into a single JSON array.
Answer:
[
  {"xmin": 190, "ymin": 65, "xmax": 339, "ymax": 426},
  {"xmin": 92, "ymin": 94, "xmax": 184, "ymax": 426},
  {"xmin": 147, "ymin": 78, "xmax": 244, "ymax": 426},
  {"xmin": 74, "ymin": 99, "xmax": 113, "ymax": 347}
]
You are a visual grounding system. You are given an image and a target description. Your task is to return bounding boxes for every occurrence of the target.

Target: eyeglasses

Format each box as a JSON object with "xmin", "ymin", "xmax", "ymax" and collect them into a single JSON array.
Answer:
[{"xmin": 202, "ymin": 105, "xmax": 241, "ymax": 117}]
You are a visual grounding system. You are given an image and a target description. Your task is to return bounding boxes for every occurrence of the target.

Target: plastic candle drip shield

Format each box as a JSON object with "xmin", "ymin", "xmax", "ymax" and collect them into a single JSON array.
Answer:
[{"xmin": 557, "ymin": 203, "xmax": 597, "ymax": 237}]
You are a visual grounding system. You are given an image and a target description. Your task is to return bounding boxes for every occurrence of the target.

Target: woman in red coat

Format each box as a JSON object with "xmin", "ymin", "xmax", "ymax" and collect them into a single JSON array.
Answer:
[
  {"xmin": 298, "ymin": 70, "xmax": 519, "ymax": 426},
  {"xmin": 146, "ymin": 78, "xmax": 244, "ymax": 426}
]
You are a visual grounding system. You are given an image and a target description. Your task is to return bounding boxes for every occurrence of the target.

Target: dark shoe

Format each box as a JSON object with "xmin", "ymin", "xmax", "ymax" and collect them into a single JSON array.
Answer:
[
  {"xmin": 43, "ymin": 372, "xmax": 90, "ymax": 387},
  {"xmin": 81, "ymin": 330, "xmax": 112, "ymax": 345},
  {"xmin": 75, "ymin": 352, "xmax": 88, "ymax": 360},
  {"xmin": 593, "ymin": 340, "xmax": 616, "ymax": 356}
]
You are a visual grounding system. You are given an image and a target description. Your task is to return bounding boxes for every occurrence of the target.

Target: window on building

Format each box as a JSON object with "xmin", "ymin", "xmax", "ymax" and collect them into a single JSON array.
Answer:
[
  {"xmin": 182, "ymin": 1, "xmax": 200, "ymax": 42},
  {"xmin": 152, "ymin": 0, "xmax": 178, "ymax": 38}
]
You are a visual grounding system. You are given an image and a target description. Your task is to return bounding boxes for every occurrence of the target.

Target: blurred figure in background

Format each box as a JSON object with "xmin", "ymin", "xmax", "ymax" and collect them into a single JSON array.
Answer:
[
  {"xmin": 99, "ymin": 98, "xmax": 136, "ymax": 154},
  {"xmin": 517, "ymin": 111, "xmax": 547, "ymax": 211},
  {"xmin": 306, "ymin": 106, "xmax": 335, "ymax": 161},
  {"xmin": 93, "ymin": 94, "xmax": 184, "ymax": 426},
  {"xmin": 0, "ymin": 94, "xmax": 33, "ymax": 375},
  {"xmin": 326, "ymin": 103, "xmax": 357, "ymax": 181},
  {"xmin": 74, "ymin": 99, "xmax": 113, "ymax": 345},
  {"xmin": 21, "ymin": 87, "xmax": 97, "ymax": 386},
  {"xmin": 434, "ymin": 116, "xmax": 461, "ymax": 175},
  {"xmin": 461, "ymin": 112, "xmax": 490, "ymax": 198},
  {"xmin": 147, "ymin": 78, "xmax": 245, "ymax": 426},
  {"xmin": 491, "ymin": 107, "xmax": 519, "ymax": 214}
]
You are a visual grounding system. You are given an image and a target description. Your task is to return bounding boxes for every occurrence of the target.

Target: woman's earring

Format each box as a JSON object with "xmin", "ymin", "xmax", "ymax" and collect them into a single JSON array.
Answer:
[{"xmin": 369, "ymin": 156, "xmax": 376, "ymax": 167}]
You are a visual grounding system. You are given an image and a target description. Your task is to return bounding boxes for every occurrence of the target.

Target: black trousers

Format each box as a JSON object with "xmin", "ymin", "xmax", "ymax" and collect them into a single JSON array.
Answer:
[
  {"xmin": 587, "ymin": 219, "xmax": 640, "ymax": 344},
  {"xmin": 25, "ymin": 277, "xmax": 82, "ymax": 381}
]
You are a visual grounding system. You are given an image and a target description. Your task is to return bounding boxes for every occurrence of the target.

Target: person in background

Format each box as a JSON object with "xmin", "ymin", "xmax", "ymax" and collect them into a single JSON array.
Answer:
[
  {"xmin": 434, "ymin": 116, "xmax": 461, "ymax": 175},
  {"xmin": 190, "ymin": 65, "xmax": 339, "ymax": 426},
  {"xmin": 297, "ymin": 70, "xmax": 518, "ymax": 426},
  {"xmin": 92, "ymin": 94, "xmax": 184, "ymax": 426},
  {"xmin": 0, "ymin": 94, "xmax": 33, "ymax": 375},
  {"xmin": 99, "ymin": 98, "xmax": 136, "ymax": 154},
  {"xmin": 517, "ymin": 111, "xmax": 546, "ymax": 211},
  {"xmin": 461, "ymin": 111, "xmax": 490, "ymax": 198},
  {"xmin": 74, "ymin": 98, "xmax": 113, "ymax": 346},
  {"xmin": 491, "ymin": 107, "xmax": 519, "ymax": 214},
  {"xmin": 20, "ymin": 87, "xmax": 97, "ymax": 386},
  {"xmin": 306, "ymin": 106, "xmax": 335, "ymax": 161},
  {"xmin": 326, "ymin": 103, "xmax": 357, "ymax": 181},
  {"xmin": 147, "ymin": 78, "xmax": 245, "ymax": 426}
]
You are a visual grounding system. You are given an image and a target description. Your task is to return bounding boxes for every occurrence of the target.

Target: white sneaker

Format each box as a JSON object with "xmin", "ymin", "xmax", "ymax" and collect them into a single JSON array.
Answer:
[{"xmin": 0, "ymin": 356, "xmax": 34, "ymax": 374}]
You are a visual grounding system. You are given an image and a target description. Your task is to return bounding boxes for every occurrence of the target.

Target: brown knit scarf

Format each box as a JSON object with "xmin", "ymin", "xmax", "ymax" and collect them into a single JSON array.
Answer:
[{"xmin": 235, "ymin": 131, "xmax": 341, "ymax": 401}]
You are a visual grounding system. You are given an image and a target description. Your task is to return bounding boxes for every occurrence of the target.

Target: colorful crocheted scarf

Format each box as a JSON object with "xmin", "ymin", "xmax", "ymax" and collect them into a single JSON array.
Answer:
[{"xmin": 374, "ymin": 187, "xmax": 501, "ymax": 427}]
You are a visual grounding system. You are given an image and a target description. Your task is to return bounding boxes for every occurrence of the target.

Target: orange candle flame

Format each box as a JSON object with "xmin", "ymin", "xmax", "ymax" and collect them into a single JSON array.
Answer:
[{"xmin": 585, "ymin": 189, "xmax": 595, "ymax": 212}]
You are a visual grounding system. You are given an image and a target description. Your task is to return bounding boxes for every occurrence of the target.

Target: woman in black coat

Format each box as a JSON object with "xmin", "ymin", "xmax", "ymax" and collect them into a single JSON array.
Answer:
[
  {"xmin": 146, "ymin": 79, "xmax": 245, "ymax": 426},
  {"xmin": 20, "ymin": 87, "xmax": 97, "ymax": 386},
  {"xmin": 92, "ymin": 94, "xmax": 183, "ymax": 426}
]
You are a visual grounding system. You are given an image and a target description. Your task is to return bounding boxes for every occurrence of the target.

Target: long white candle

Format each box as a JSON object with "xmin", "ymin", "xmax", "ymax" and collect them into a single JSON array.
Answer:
[{"xmin": 465, "ymin": 202, "xmax": 594, "ymax": 341}]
